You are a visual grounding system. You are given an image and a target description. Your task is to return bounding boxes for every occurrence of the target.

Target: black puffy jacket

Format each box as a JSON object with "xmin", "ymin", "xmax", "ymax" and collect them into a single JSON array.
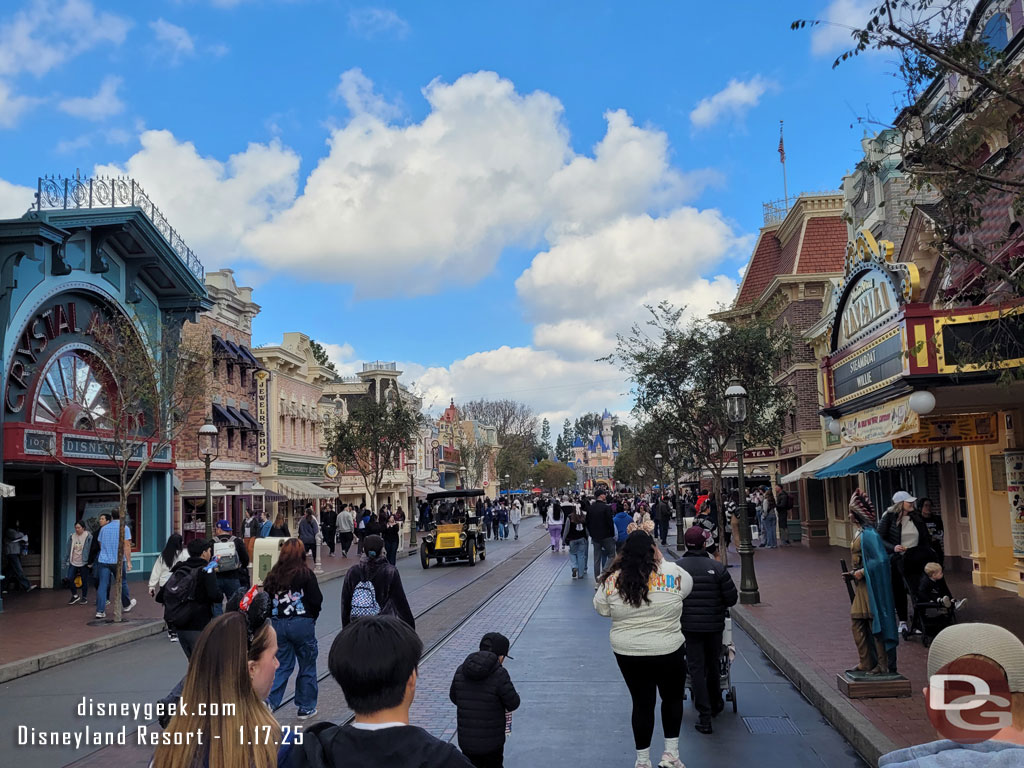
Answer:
[
  {"xmin": 449, "ymin": 651, "xmax": 520, "ymax": 755},
  {"xmin": 877, "ymin": 505, "xmax": 933, "ymax": 558},
  {"xmin": 674, "ymin": 551, "xmax": 738, "ymax": 633},
  {"xmin": 586, "ymin": 500, "xmax": 615, "ymax": 541}
]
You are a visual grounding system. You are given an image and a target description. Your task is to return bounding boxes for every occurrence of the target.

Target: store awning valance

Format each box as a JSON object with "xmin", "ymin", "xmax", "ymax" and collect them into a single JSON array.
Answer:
[
  {"xmin": 212, "ymin": 403, "xmax": 241, "ymax": 428},
  {"xmin": 414, "ymin": 483, "xmax": 446, "ymax": 497},
  {"xmin": 276, "ymin": 479, "xmax": 336, "ymax": 500},
  {"xmin": 779, "ymin": 447, "xmax": 855, "ymax": 485},
  {"xmin": 180, "ymin": 480, "xmax": 230, "ymax": 497},
  {"xmin": 0, "ymin": 482, "xmax": 15, "ymax": 498},
  {"xmin": 702, "ymin": 465, "xmax": 774, "ymax": 479},
  {"xmin": 876, "ymin": 447, "xmax": 957, "ymax": 469},
  {"xmin": 815, "ymin": 442, "xmax": 893, "ymax": 479},
  {"xmin": 225, "ymin": 405, "xmax": 258, "ymax": 431},
  {"xmin": 238, "ymin": 408, "xmax": 262, "ymax": 431},
  {"xmin": 238, "ymin": 344, "xmax": 264, "ymax": 369}
]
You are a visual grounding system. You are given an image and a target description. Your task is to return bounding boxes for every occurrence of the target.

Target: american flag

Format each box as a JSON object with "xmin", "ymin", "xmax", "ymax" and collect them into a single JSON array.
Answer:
[{"xmin": 778, "ymin": 121, "xmax": 785, "ymax": 164}]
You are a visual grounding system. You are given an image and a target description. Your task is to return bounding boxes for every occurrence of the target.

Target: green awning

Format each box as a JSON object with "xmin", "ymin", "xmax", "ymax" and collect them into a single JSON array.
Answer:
[{"xmin": 815, "ymin": 442, "xmax": 893, "ymax": 479}]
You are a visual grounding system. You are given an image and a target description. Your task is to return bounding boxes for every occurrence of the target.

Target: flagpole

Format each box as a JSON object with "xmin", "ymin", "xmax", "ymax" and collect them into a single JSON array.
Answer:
[{"xmin": 780, "ymin": 120, "xmax": 789, "ymax": 212}]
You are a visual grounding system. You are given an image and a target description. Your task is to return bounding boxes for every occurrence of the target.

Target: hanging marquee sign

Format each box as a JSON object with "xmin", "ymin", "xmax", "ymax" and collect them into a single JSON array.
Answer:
[
  {"xmin": 839, "ymin": 394, "xmax": 920, "ymax": 447},
  {"xmin": 893, "ymin": 413, "xmax": 999, "ymax": 448},
  {"xmin": 831, "ymin": 328, "xmax": 907, "ymax": 405},
  {"xmin": 254, "ymin": 370, "xmax": 270, "ymax": 467}
]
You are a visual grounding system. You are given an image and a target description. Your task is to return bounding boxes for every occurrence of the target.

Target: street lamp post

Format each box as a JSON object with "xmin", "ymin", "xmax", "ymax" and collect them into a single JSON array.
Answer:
[
  {"xmin": 406, "ymin": 460, "xmax": 417, "ymax": 548},
  {"xmin": 636, "ymin": 466, "xmax": 646, "ymax": 494},
  {"xmin": 504, "ymin": 473, "xmax": 510, "ymax": 500},
  {"xmin": 198, "ymin": 418, "xmax": 220, "ymax": 540},
  {"xmin": 653, "ymin": 452, "xmax": 664, "ymax": 540},
  {"xmin": 726, "ymin": 379, "xmax": 759, "ymax": 604},
  {"xmin": 459, "ymin": 465, "xmax": 467, "ymax": 490},
  {"xmin": 668, "ymin": 438, "xmax": 684, "ymax": 548}
]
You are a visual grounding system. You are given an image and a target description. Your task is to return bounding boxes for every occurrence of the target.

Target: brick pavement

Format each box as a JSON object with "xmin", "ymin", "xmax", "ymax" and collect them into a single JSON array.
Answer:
[
  {"xmin": 721, "ymin": 542, "xmax": 1024, "ymax": 758},
  {"xmin": 408, "ymin": 547, "xmax": 567, "ymax": 742}
]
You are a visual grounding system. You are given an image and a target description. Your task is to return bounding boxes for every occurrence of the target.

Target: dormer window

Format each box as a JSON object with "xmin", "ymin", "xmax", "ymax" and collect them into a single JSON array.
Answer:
[{"xmin": 982, "ymin": 12, "xmax": 1009, "ymax": 53}]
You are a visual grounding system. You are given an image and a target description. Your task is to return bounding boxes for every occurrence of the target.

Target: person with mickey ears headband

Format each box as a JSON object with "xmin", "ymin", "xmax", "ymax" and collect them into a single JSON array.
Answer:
[
  {"xmin": 879, "ymin": 622, "xmax": 1024, "ymax": 767},
  {"xmin": 151, "ymin": 586, "xmax": 301, "ymax": 768}
]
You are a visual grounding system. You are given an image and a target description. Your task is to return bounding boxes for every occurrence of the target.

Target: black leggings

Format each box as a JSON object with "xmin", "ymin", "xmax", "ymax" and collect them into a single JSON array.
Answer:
[{"xmin": 614, "ymin": 644, "xmax": 687, "ymax": 749}]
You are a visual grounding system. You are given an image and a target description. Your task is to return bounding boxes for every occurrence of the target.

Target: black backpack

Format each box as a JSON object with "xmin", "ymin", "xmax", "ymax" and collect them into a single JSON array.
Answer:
[{"xmin": 157, "ymin": 564, "xmax": 202, "ymax": 627}]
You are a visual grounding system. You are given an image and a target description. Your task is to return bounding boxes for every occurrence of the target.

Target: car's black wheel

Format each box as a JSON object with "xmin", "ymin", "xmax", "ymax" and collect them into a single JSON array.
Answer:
[
  {"xmin": 467, "ymin": 541, "xmax": 476, "ymax": 566},
  {"xmin": 420, "ymin": 546, "xmax": 429, "ymax": 569}
]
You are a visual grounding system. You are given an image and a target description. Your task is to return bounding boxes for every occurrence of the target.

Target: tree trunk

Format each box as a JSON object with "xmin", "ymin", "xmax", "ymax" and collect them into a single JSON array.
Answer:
[{"xmin": 112, "ymin": 493, "xmax": 128, "ymax": 622}]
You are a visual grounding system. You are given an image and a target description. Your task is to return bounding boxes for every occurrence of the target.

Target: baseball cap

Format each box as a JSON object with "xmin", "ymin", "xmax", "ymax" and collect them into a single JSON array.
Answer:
[
  {"xmin": 684, "ymin": 527, "xmax": 710, "ymax": 548},
  {"xmin": 892, "ymin": 491, "xmax": 917, "ymax": 505},
  {"xmin": 927, "ymin": 623, "xmax": 1024, "ymax": 692},
  {"xmin": 480, "ymin": 632, "xmax": 513, "ymax": 659},
  {"xmin": 216, "ymin": 519, "xmax": 231, "ymax": 532}
]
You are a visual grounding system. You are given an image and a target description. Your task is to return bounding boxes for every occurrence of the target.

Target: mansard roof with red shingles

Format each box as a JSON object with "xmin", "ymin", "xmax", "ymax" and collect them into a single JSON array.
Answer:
[
  {"xmin": 732, "ymin": 195, "xmax": 846, "ymax": 310},
  {"xmin": 734, "ymin": 227, "xmax": 782, "ymax": 307},
  {"xmin": 795, "ymin": 216, "xmax": 847, "ymax": 274}
]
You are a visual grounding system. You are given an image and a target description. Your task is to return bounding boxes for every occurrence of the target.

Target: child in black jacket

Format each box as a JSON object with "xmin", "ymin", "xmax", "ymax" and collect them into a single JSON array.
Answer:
[{"xmin": 449, "ymin": 632, "xmax": 521, "ymax": 768}]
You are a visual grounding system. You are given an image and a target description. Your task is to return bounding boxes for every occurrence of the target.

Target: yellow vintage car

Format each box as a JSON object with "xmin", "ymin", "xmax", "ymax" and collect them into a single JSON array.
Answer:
[{"xmin": 420, "ymin": 489, "xmax": 486, "ymax": 568}]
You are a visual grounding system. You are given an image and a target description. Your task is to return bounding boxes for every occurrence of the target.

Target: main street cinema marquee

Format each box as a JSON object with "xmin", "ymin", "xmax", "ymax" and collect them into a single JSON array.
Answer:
[{"xmin": 821, "ymin": 229, "xmax": 1024, "ymax": 447}]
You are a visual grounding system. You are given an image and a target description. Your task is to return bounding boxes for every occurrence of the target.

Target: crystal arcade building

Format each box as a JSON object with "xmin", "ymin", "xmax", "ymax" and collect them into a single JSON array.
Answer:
[{"xmin": 0, "ymin": 177, "xmax": 209, "ymax": 600}]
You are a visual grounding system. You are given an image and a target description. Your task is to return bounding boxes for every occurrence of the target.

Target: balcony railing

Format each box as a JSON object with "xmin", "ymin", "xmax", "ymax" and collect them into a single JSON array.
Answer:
[
  {"xmin": 35, "ymin": 175, "xmax": 204, "ymax": 281},
  {"xmin": 362, "ymin": 361, "xmax": 397, "ymax": 372}
]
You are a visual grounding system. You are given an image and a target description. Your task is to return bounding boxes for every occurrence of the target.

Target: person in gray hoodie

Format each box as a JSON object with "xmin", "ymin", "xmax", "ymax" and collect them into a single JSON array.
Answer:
[{"xmin": 879, "ymin": 623, "xmax": 1024, "ymax": 767}]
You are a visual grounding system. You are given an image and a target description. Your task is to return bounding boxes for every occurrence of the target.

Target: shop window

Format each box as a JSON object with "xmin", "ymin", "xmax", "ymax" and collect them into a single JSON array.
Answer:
[
  {"xmin": 954, "ymin": 447, "xmax": 969, "ymax": 519},
  {"xmin": 227, "ymin": 428, "xmax": 235, "ymax": 450},
  {"xmin": 982, "ymin": 12, "xmax": 1009, "ymax": 53},
  {"xmin": 226, "ymin": 362, "xmax": 234, "ymax": 385}
]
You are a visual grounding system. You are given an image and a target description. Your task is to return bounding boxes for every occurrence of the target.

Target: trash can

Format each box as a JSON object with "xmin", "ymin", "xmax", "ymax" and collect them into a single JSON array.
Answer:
[
  {"xmin": 787, "ymin": 519, "xmax": 802, "ymax": 543},
  {"xmin": 252, "ymin": 536, "xmax": 288, "ymax": 585}
]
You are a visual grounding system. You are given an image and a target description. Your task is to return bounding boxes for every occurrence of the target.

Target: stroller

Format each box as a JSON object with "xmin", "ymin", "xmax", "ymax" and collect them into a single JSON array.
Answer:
[
  {"xmin": 899, "ymin": 567, "xmax": 959, "ymax": 647},
  {"xmin": 684, "ymin": 611, "xmax": 738, "ymax": 713}
]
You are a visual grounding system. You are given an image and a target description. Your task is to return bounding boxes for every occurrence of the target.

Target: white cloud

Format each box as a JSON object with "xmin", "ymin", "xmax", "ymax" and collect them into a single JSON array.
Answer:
[
  {"xmin": 336, "ymin": 68, "xmax": 401, "ymax": 120},
  {"xmin": 150, "ymin": 18, "xmax": 196, "ymax": 61},
  {"xmin": 243, "ymin": 71, "xmax": 719, "ymax": 297},
  {"xmin": 348, "ymin": 7, "xmax": 410, "ymax": 39},
  {"xmin": 810, "ymin": 0, "xmax": 873, "ymax": 56},
  {"xmin": 94, "ymin": 129, "xmax": 301, "ymax": 261},
  {"xmin": 689, "ymin": 75, "xmax": 776, "ymax": 130},
  {"xmin": 58, "ymin": 75, "xmax": 124, "ymax": 121},
  {"xmin": 0, "ymin": 80, "xmax": 39, "ymax": 128},
  {"xmin": 320, "ymin": 342, "xmax": 357, "ymax": 374},
  {"xmin": 0, "ymin": 0, "xmax": 131, "ymax": 78},
  {"xmin": 0, "ymin": 178, "xmax": 34, "ymax": 218}
]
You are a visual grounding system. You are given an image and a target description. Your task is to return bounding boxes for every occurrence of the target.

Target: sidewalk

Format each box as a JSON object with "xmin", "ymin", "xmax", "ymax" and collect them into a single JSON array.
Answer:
[
  {"xmin": 722, "ymin": 542, "xmax": 1024, "ymax": 765},
  {"xmin": 0, "ymin": 540, "xmax": 371, "ymax": 683}
]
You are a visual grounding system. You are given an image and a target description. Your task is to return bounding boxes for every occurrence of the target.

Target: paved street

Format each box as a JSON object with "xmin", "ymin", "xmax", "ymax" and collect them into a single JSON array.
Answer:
[
  {"xmin": 2, "ymin": 523, "xmax": 548, "ymax": 768},
  {"xmin": 2, "ymin": 520, "xmax": 867, "ymax": 768}
]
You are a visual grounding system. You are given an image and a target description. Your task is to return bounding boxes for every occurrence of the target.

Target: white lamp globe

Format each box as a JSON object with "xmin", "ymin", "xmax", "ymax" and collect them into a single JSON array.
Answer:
[{"xmin": 908, "ymin": 390, "xmax": 936, "ymax": 415}]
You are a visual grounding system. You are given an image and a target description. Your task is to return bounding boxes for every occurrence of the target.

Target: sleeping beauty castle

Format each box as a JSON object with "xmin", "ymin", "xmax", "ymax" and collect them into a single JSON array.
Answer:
[{"xmin": 567, "ymin": 409, "xmax": 620, "ymax": 489}]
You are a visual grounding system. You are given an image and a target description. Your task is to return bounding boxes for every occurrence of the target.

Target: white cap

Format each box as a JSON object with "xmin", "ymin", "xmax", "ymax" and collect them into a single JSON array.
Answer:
[
  {"xmin": 892, "ymin": 491, "xmax": 917, "ymax": 505},
  {"xmin": 927, "ymin": 623, "xmax": 1024, "ymax": 692}
]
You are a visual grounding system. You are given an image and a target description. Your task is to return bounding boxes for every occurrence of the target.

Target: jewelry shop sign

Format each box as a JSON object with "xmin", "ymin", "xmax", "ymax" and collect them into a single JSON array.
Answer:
[
  {"xmin": 839, "ymin": 394, "xmax": 920, "ymax": 447},
  {"xmin": 254, "ymin": 370, "xmax": 270, "ymax": 467}
]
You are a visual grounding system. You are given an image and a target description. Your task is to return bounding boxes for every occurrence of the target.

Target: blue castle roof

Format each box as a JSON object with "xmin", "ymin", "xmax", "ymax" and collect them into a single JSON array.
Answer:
[{"xmin": 572, "ymin": 436, "xmax": 584, "ymax": 447}]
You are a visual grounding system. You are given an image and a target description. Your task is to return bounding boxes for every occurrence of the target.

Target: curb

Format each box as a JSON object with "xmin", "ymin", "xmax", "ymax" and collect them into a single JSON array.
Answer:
[
  {"xmin": 0, "ymin": 560, "xmax": 353, "ymax": 685},
  {"xmin": 729, "ymin": 603, "xmax": 896, "ymax": 767}
]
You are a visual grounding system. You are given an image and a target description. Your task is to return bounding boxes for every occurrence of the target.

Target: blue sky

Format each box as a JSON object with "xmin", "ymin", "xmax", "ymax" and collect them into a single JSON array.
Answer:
[{"xmin": 0, "ymin": 0, "xmax": 898, "ymax": 427}]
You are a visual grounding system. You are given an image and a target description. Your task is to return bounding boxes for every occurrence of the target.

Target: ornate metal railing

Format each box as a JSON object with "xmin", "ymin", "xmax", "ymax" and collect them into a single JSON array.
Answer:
[
  {"xmin": 35, "ymin": 175, "xmax": 204, "ymax": 281},
  {"xmin": 362, "ymin": 361, "xmax": 397, "ymax": 371},
  {"xmin": 762, "ymin": 190, "xmax": 843, "ymax": 226}
]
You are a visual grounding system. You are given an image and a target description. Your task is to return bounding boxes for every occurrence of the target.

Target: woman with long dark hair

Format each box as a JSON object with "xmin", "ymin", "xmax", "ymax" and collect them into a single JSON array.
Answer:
[
  {"xmin": 594, "ymin": 530, "xmax": 693, "ymax": 768},
  {"xmin": 269, "ymin": 512, "xmax": 290, "ymax": 537},
  {"xmin": 152, "ymin": 607, "xmax": 288, "ymax": 768},
  {"xmin": 148, "ymin": 533, "xmax": 187, "ymax": 641},
  {"xmin": 263, "ymin": 538, "xmax": 323, "ymax": 719}
]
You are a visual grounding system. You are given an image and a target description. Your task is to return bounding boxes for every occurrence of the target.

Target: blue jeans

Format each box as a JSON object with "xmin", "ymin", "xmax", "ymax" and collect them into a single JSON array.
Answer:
[
  {"xmin": 568, "ymin": 538, "xmax": 588, "ymax": 576},
  {"xmin": 497, "ymin": 523, "xmax": 507, "ymax": 539},
  {"xmin": 67, "ymin": 564, "xmax": 90, "ymax": 598},
  {"xmin": 213, "ymin": 575, "xmax": 242, "ymax": 616},
  {"xmin": 95, "ymin": 563, "xmax": 130, "ymax": 613},
  {"xmin": 762, "ymin": 514, "xmax": 778, "ymax": 548},
  {"xmin": 592, "ymin": 537, "xmax": 616, "ymax": 582},
  {"xmin": 268, "ymin": 616, "xmax": 318, "ymax": 711}
]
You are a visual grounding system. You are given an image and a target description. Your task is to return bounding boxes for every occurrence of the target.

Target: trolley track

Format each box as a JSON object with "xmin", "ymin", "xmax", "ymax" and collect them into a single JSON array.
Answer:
[{"xmin": 275, "ymin": 529, "xmax": 555, "ymax": 721}]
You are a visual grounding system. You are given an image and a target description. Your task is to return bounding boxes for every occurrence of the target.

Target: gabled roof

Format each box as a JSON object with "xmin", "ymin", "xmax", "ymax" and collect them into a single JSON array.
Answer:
[
  {"xmin": 735, "ymin": 227, "xmax": 782, "ymax": 306},
  {"xmin": 796, "ymin": 217, "xmax": 847, "ymax": 274},
  {"xmin": 590, "ymin": 435, "xmax": 608, "ymax": 452},
  {"xmin": 572, "ymin": 436, "xmax": 584, "ymax": 447}
]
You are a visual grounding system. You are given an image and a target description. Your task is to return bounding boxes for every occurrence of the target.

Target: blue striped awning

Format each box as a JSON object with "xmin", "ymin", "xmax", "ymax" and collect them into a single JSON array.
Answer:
[{"xmin": 815, "ymin": 441, "xmax": 893, "ymax": 479}]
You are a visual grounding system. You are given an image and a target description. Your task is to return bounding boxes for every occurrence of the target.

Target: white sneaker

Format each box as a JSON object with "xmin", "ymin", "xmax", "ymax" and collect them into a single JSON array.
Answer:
[
  {"xmin": 898, "ymin": 621, "xmax": 908, "ymax": 633},
  {"xmin": 95, "ymin": 611, "xmax": 106, "ymax": 619},
  {"xmin": 954, "ymin": 598, "xmax": 968, "ymax": 611},
  {"xmin": 941, "ymin": 595, "xmax": 952, "ymax": 609},
  {"xmin": 658, "ymin": 754, "xmax": 686, "ymax": 768},
  {"xmin": 634, "ymin": 759, "xmax": 653, "ymax": 768},
  {"xmin": 124, "ymin": 598, "xmax": 137, "ymax": 613}
]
